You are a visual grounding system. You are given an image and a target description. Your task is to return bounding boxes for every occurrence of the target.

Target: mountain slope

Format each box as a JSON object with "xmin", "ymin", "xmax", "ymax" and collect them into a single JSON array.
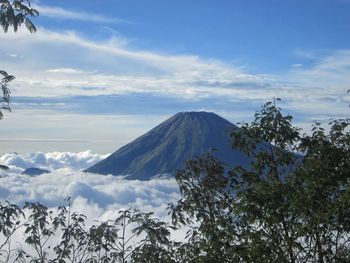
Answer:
[
  {"xmin": 22, "ymin": 167, "xmax": 50, "ymax": 176},
  {"xmin": 85, "ymin": 112, "xmax": 250, "ymax": 180}
]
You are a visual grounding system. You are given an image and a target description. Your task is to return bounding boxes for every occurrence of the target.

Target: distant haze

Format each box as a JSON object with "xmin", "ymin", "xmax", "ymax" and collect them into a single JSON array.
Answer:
[{"xmin": 0, "ymin": 139, "xmax": 119, "ymax": 155}]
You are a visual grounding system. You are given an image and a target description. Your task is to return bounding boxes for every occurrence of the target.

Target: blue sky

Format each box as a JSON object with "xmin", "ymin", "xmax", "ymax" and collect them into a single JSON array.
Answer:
[
  {"xmin": 0, "ymin": 0, "xmax": 349, "ymax": 154},
  {"xmin": 35, "ymin": 0, "xmax": 350, "ymax": 71}
]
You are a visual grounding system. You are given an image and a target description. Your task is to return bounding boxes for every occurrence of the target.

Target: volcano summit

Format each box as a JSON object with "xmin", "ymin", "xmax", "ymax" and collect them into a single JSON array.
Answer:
[{"xmin": 85, "ymin": 112, "xmax": 250, "ymax": 180}]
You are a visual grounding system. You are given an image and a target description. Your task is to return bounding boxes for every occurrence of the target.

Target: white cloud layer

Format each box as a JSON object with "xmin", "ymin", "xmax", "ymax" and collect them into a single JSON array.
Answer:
[
  {"xmin": 0, "ymin": 171, "xmax": 179, "ymax": 217},
  {"xmin": 0, "ymin": 151, "xmax": 180, "ymax": 222},
  {"xmin": 0, "ymin": 170, "xmax": 181, "ymax": 261},
  {"xmin": 0, "ymin": 150, "xmax": 109, "ymax": 173}
]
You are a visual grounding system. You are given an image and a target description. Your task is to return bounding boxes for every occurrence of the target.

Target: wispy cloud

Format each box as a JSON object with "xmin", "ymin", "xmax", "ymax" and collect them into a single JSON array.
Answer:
[
  {"xmin": 35, "ymin": 4, "xmax": 129, "ymax": 24},
  {"xmin": 6, "ymin": 52, "xmax": 21, "ymax": 58},
  {"xmin": 46, "ymin": 68, "xmax": 85, "ymax": 74},
  {"xmin": 0, "ymin": 29, "xmax": 275, "ymax": 99},
  {"xmin": 0, "ymin": 27, "xmax": 349, "ymax": 126},
  {"xmin": 291, "ymin": 63, "xmax": 303, "ymax": 68},
  {"xmin": 284, "ymin": 50, "xmax": 350, "ymax": 116}
]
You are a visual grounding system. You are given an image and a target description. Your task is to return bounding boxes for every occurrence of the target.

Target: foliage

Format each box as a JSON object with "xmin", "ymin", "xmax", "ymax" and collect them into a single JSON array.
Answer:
[
  {"xmin": 0, "ymin": 0, "xmax": 38, "ymax": 119},
  {"xmin": 0, "ymin": 199, "xmax": 175, "ymax": 262},
  {"xmin": 170, "ymin": 99, "xmax": 350, "ymax": 262},
  {"xmin": 0, "ymin": 71, "xmax": 14, "ymax": 119},
  {"xmin": 0, "ymin": 0, "xmax": 38, "ymax": 33},
  {"xmin": 169, "ymin": 153, "xmax": 241, "ymax": 262}
]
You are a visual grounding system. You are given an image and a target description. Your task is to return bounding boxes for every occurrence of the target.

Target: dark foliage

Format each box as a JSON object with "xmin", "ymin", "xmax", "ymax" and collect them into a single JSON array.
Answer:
[
  {"xmin": 0, "ymin": 70, "xmax": 14, "ymax": 119},
  {"xmin": 169, "ymin": 99, "xmax": 350, "ymax": 262},
  {"xmin": 0, "ymin": 0, "xmax": 38, "ymax": 33},
  {"xmin": 0, "ymin": 198, "xmax": 175, "ymax": 262},
  {"xmin": 0, "ymin": 0, "xmax": 38, "ymax": 119}
]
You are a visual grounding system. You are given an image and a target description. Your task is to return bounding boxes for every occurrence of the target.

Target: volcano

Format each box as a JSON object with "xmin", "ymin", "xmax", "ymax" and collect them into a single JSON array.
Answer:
[{"xmin": 85, "ymin": 112, "xmax": 251, "ymax": 180}]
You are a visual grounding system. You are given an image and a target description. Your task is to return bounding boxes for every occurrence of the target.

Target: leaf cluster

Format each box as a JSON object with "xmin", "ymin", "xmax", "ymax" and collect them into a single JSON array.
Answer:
[
  {"xmin": 0, "ymin": 0, "xmax": 38, "ymax": 119},
  {"xmin": 0, "ymin": 0, "xmax": 38, "ymax": 33},
  {"xmin": 0, "ymin": 70, "xmax": 14, "ymax": 119}
]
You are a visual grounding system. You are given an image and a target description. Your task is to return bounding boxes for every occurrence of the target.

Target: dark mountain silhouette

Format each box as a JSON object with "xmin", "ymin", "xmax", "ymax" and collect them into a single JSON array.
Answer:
[
  {"xmin": 22, "ymin": 167, "xmax": 50, "ymax": 176},
  {"xmin": 0, "ymin": 164, "xmax": 9, "ymax": 170},
  {"xmin": 85, "ymin": 111, "xmax": 251, "ymax": 180}
]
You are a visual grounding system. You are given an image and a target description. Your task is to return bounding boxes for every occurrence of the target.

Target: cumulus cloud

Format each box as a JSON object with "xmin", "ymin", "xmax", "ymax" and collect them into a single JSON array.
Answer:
[
  {"xmin": 0, "ymin": 169, "xmax": 179, "ymax": 219},
  {"xmin": 0, "ymin": 150, "xmax": 180, "ymax": 230},
  {"xmin": 0, "ymin": 150, "xmax": 109, "ymax": 173},
  {"xmin": 0, "ymin": 149, "xmax": 184, "ymax": 254},
  {"xmin": 0, "ymin": 168, "xmax": 181, "ymax": 258}
]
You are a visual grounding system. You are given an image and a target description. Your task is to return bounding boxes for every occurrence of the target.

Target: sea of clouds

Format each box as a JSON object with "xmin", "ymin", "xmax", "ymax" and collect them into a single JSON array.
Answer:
[
  {"xmin": 0, "ymin": 151, "xmax": 180, "ymax": 222},
  {"xmin": 0, "ymin": 150, "xmax": 109, "ymax": 173}
]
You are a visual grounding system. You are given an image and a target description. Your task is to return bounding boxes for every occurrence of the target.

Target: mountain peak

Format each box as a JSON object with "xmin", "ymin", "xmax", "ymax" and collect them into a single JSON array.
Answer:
[
  {"xmin": 173, "ymin": 111, "xmax": 222, "ymax": 119},
  {"xmin": 175, "ymin": 111, "xmax": 215, "ymax": 115},
  {"xmin": 85, "ymin": 111, "xmax": 249, "ymax": 180}
]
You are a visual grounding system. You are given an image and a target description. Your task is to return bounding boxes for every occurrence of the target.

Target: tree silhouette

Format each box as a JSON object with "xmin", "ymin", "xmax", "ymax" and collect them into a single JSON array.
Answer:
[
  {"xmin": 0, "ymin": 0, "xmax": 38, "ymax": 119},
  {"xmin": 170, "ymin": 100, "xmax": 350, "ymax": 262}
]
